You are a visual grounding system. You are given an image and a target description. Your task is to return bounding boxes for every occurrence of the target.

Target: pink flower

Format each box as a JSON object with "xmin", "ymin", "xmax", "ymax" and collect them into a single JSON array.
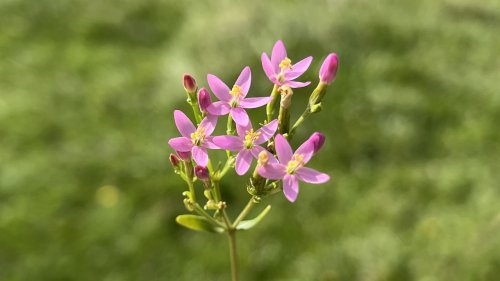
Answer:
[
  {"xmin": 319, "ymin": 53, "xmax": 339, "ymax": 85},
  {"xmin": 213, "ymin": 120, "xmax": 279, "ymax": 175},
  {"xmin": 168, "ymin": 110, "xmax": 218, "ymax": 166},
  {"xmin": 261, "ymin": 40, "xmax": 312, "ymax": 88},
  {"xmin": 206, "ymin": 67, "xmax": 271, "ymax": 126},
  {"xmin": 198, "ymin": 88, "xmax": 212, "ymax": 113},
  {"xmin": 258, "ymin": 134, "xmax": 329, "ymax": 202}
]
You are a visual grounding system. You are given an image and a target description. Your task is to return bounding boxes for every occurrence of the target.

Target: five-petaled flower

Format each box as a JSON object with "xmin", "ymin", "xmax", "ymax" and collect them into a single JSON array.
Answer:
[
  {"xmin": 168, "ymin": 110, "xmax": 218, "ymax": 166},
  {"xmin": 261, "ymin": 40, "xmax": 313, "ymax": 89},
  {"xmin": 213, "ymin": 120, "xmax": 279, "ymax": 175},
  {"xmin": 258, "ymin": 134, "xmax": 330, "ymax": 202},
  {"xmin": 206, "ymin": 67, "xmax": 271, "ymax": 126}
]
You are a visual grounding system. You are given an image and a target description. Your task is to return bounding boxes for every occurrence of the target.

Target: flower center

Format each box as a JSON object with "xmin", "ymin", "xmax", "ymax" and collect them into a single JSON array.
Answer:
[
  {"xmin": 277, "ymin": 58, "xmax": 293, "ymax": 83},
  {"xmin": 286, "ymin": 154, "xmax": 304, "ymax": 174},
  {"xmin": 244, "ymin": 129, "xmax": 261, "ymax": 149},
  {"xmin": 229, "ymin": 85, "xmax": 243, "ymax": 107},
  {"xmin": 279, "ymin": 57, "xmax": 293, "ymax": 70},
  {"xmin": 190, "ymin": 127, "xmax": 206, "ymax": 146}
]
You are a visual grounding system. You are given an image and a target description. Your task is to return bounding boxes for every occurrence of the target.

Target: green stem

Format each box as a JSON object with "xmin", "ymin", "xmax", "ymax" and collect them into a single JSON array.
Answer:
[
  {"xmin": 184, "ymin": 161, "xmax": 196, "ymax": 202},
  {"xmin": 227, "ymin": 115, "xmax": 235, "ymax": 135},
  {"xmin": 232, "ymin": 197, "xmax": 256, "ymax": 227},
  {"xmin": 193, "ymin": 203, "xmax": 226, "ymax": 228},
  {"xmin": 288, "ymin": 108, "xmax": 311, "ymax": 139},
  {"xmin": 228, "ymin": 230, "xmax": 238, "ymax": 281},
  {"xmin": 266, "ymin": 85, "xmax": 279, "ymax": 122},
  {"xmin": 188, "ymin": 99, "xmax": 203, "ymax": 124}
]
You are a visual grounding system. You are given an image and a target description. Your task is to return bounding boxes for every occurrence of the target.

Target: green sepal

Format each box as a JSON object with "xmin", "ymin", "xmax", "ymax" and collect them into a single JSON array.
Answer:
[
  {"xmin": 236, "ymin": 205, "xmax": 271, "ymax": 230},
  {"xmin": 175, "ymin": 215, "xmax": 224, "ymax": 233}
]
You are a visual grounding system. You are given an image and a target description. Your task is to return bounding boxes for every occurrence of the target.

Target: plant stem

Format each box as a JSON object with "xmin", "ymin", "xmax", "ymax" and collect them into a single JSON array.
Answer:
[
  {"xmin": 228, "ymin": 230, "xmax": 238, "ymax": 281},
  {"xmin": 266, "ymin": 85, "xmax": 279, "ymax": 122},
  {"xmin": 233, "ymin": 197, "xmax": 256, "ymax": 227}
]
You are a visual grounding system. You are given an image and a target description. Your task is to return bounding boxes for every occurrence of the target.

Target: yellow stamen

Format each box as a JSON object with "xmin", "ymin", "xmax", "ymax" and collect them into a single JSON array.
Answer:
[
  {"xmin": 279, "ymin": 57, "xmax": 293, "ymax": 70},
  {"xmin": 286, "ymin": 154, "xmax": 304, "ymax": 174},
  {"xmin": 230, "ymin": 85, "xmax": 243, "ymax": 98},
  {"xmin": 190, "ymin": 127, "xmax": 206, "ymax": 146},
  {"xmin": 244, "ymin": 129, "xmax": 261, "ymax": 149}
]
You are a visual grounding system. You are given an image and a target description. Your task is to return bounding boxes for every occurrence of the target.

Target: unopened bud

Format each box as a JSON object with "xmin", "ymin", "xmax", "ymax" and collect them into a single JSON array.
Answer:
[
  {"xmin": 177, "ymin": 151, "xmax": 191, "ymax": 161},
  {"xmin": 319, "ymin": 53, "xmax": 338, "ymax": 85},
  {"xmin": 257, "ymin": 151, "xmax": 269, "ymax": 166},
  {"xmin": 198, "ymin": 88, "xmax": 212, "ymax": 113},
  {"xmin": 183, "ymin": 74, "xmax": 197, "ymax": 94},
  {"xmin": 169, "ymin": 153, "xmax": 180, "ymax": 168},
  {"xmin": 308, "ymin": 132, "xmax": 325, "ymax": 154},
  {"xmin": 194, "ymin": 165, "xmax": 210, "ymax": 180}
]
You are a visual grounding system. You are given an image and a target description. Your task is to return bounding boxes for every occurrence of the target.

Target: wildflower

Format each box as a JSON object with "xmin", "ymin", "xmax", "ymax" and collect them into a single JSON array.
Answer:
[
  {"xmin": 194, "ymin": 165, "xmax": 210, "ymax": 181},
  {"xmin": 168, "ymin": 110, "xmax": 218, "ymax": 166},
  {"xmin": 213, "ymin": 120, "xmax": 278, "ymax": 175},
  {"xmin": 258, "ymin": 134, "xmax": 329, "ymax": 202},
  {"xmin": 319, "ymin": 53, "xmax": 339, "ymax": 85},
  {"xmin": 306, "ymin": 132, "xmax": 326, "ymax": 154},
  {"xmin": 261, "ymin": 40, "xmax": 312, "ymax": 88},
  {"xmin": 198, "ymin": 88, "xmax": 212, "ymax": 113},
  {"xmin": 183, "ymin": 74, "xmax": 197, "ymax": 94},
  {"xmin": 206, "ymin": 67, "xmax": 270, "ymax": 126},
  {"xmin": 169, "ymin": 153, "xmax": 180, "ymax": 169},
  {"xmin": 176, "ymin": 151, "xmax": 191, "ymax": 161}
]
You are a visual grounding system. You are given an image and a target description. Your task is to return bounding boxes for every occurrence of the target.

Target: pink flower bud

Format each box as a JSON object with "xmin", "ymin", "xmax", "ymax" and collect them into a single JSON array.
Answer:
[
  {"xmin": 169, "ymin": 153, "xmax": 180, "ymax": 168},
  {"xmin": 319, "ymin": 53, "xmax": 338, "ymax": 85},
  {"xmin": 198, "ymin": 88, "xmax": 212, "ymax": 112},
  {"xmin": 194, "ymin": 165, "xmax": 210, "ymax": 180},
  {"xmin": 183, "ymin": 74, "xmax": 197, "ymax": 93},
  {"xmin": 176, "ymin": 151, "xmax": 191, "ymax": 161},
  {"xmin": 308, "ymin": 132, "xmax": 325, "ymax": 154}
]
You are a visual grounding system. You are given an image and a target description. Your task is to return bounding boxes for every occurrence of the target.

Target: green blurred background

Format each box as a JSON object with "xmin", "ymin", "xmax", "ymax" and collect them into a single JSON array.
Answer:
[{"xmin": 1, "ymin": 0, "xmax": 499, "ymax": 280}]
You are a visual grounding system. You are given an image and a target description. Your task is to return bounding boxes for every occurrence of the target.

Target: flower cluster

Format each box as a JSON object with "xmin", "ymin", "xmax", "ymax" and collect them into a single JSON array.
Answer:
[{"xmin": 169, "ymin": 40, "xmax": 338, "ymax": 205}]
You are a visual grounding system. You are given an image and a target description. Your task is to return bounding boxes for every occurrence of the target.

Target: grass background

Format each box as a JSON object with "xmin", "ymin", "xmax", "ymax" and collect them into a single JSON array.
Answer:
[{"xmin": 1, "ymin": 0, "xmax": 499, "ymax": 280}]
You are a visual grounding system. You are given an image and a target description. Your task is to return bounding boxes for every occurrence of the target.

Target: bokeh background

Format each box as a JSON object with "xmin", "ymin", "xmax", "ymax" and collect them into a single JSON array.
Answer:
[{"xmin": 1, "ymin": 0, "xmax": 500, "ymax": 280}]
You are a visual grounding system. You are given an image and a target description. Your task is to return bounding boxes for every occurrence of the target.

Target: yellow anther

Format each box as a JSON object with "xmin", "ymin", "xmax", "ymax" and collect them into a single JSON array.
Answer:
[
  {"xmin": 258, "ymin": 151, "xmax": 269, "ymax": 166},
  {"xmin": 230, "ymin": 85, "xmax": 243, "ymax": 97},
  {"xmin": 190, "ymin": 127, "xmax": 206, "ymax": 146},
  {"xmin": 244, "ymin": 129, "xmax": 261, "ymax": 148},
  {"xmin": 279, "ymin": 57, "xmax": 293, "ymax": 70},
  {"xmin": 286, "ymin": 154, "xmax": 304, "ymax": 174}
]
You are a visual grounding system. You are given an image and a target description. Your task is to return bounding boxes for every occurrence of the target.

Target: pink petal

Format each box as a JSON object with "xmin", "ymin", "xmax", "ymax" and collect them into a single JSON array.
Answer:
[
  {"xmin": 203, "ymin": 137, "xmax": 220, "ymax": 149},
  {"xmin": 212, "ymin": 136, "xmax": 244, "ymax": 151},
  {"xmin": 285, "ymin": 56, "xmax": 312, "ymax": 80},
  {"xmin": 207, "ymin": 101, "xmax": 231, "ymax": 116},
  {"xmin": 235, "ymin": 149, "xmax": 253, "ymax": 175},
  {"xmin": 230, "ymin": 107, "xmax": 249, "ymax": 126},
  {"xmin": 192, "ymin": 146, "xmax": 208, "ymax": 166},
  {"xmin": 286, "ymin": 81, "xmax": 311, "ymax": 88},
  {"xmin": 258, "ymin": 163, "xmax": 286, "ymax": 180},
  {"xmin": 235, "ymin": 66, "xmax": 251, "ymax": 97},
  {"xmin": 251, "ymin": 147, "xmax": 279, "ymax": 164},
  {"xmin": 239, "ymin": 97, "xmax": 272, "ymax": 109},
  {"xmin": 295, "ymin": 138, "xmax": 315, "ymax": 164},
  {"xmin": 199, "ymin": 114, "xmax": 217, "ymax": 135},
  {"xmin": 274, "ymin": 134, "xmax": 293, "ymax": 163},
  {"xmin": 174, "ymin": 110, "xmax": 196, "ymax": 138},
  {"xmin": 271, "ymin": 40, "xmax": 287, "ymax": 73},
  {"xmin": 261, "ymin": 53, "xmax": 277, "ymax": 81},
  {"xmin": 168, "ymin": 137, "xmax": 193, "ymax": 152},
  {"xmin": 296, "ymin": 167, "xmax": 330, "ymax": 184},
  {"xmin": 207, "ymin": 74, "xmax": 231, "ymax": 101},
  {"xmin": 236, "ymin": 121, "xmax": 253, "ymax": 138},
  {"xmin": 255, "ymin": 119, "xmax": 278, "ymax": 144},
  {"xmin": 283, "ymin": 174, "xmax": 299, "ymax": 202}
]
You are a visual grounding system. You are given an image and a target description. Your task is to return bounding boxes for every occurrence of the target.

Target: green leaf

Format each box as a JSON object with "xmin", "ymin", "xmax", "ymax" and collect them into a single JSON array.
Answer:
[
  {"xmin": 236, "ymin": 205, "xmax": 272, "ymax": 230},
  {"xmin": 175, "ymin": 215, "xmax": 224, "ymax": 233}
]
